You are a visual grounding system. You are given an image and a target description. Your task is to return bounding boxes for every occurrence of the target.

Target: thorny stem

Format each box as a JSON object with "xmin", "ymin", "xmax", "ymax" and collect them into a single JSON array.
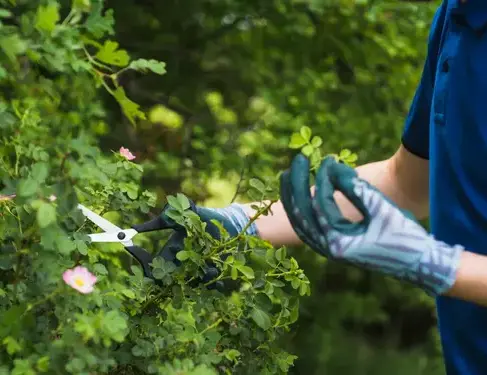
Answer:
[
  {"xmin": 203, "ymin": 275, "xmax": 231, "ymax": 287},
  {"xmin": 82, "ymin": 46, "xmax": 113, "ymax": 73},
  {"xmin": 212, "ymin": 200, "xmax": 277, "ymax": 254},
  {"xmin": 199, "ymin": 318, "xmax": 223, "ymax": 335}
]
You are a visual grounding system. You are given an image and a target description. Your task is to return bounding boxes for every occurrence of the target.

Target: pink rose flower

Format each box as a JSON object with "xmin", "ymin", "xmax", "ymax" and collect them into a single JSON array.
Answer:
[
  {"xmin": 63, "ymin": 266, "xmax": 97, "ymax": 294},
  {"xmin": 0, "ymin": 194, "xmax": 16, "ymax": 201},
  {"xmin": 119, "ymin": 146, "xmax": 136, "ymax": 160}
]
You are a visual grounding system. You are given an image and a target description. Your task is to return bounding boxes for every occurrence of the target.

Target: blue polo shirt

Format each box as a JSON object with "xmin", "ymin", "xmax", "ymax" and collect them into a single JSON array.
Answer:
[{"xmin": 402, "ymin": 1, "xmax": 487, "ymax": 374}]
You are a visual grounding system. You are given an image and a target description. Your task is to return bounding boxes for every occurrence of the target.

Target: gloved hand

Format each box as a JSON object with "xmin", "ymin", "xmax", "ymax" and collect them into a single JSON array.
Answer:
[
  {"xmin": 279, "ymin": 154, "xmax": 463, "ymax": 296},
  {"xmin": 133, "ymin": 199, "xmax": 257, "ymax": 291}
]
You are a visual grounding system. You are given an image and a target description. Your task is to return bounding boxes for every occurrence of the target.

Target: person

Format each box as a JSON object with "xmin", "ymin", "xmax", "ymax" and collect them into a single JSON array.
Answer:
[{"xmin": 156, "ymin": 1, "xmax": 487, "ymax": 374}]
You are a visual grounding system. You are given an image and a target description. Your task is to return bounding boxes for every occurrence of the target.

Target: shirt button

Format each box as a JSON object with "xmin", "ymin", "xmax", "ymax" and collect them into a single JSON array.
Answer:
[{"xmin": 434, "ymin": 113, "xmax": 445, "ymax": 125}]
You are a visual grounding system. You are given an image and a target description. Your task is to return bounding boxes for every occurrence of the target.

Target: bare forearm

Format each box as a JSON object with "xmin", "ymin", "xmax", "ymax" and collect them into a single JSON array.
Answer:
[
  {"xmin": 444, "ymin": 251, "xmax": 487, "ymax": 307},
  {"xmin": 243, "ymin": 157, "xmax": 423, "ymax": 247},
  {"xmin": 242, "ymin": 162, "xmax": 385, "ymax": 246}
]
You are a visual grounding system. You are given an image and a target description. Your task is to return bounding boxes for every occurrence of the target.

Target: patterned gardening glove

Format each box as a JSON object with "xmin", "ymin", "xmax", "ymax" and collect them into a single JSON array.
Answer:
[
  {"xmin": 134, "ymin": 200, "xmax": 257, "ymax": 291},
  {"xmin": 279, "ymin": 154, "xmax": 463, "ymax": 296}
]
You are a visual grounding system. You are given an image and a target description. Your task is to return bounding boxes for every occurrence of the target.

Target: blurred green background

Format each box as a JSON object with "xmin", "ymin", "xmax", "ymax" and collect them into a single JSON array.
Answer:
[{"xmin": 92, "ymin": 0, "xmax": 442, "ymax": 373}]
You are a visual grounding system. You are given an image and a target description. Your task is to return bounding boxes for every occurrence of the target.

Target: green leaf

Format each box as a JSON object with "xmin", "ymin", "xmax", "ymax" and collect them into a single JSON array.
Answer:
[
  {"xmin": 128, "ymin": 59, "xmax": 166, "ymax": 75},
  {"xmin": 265, "ymin": 248, "xmax": 277, "ymax": 267},
  {"xmin": 300, "ymin": 126, "xmax": 312, "ymax": 142},
  {"xmin": 73, "ymin": 0, "xmax": 91, "ymax": 11},
  {"xmin": 237, "ymin": 265, "xmax": 255, "ymax": 279},
  {"xmin": 176, "ymin": 193, "xmax": 191, "ymax": 210},
  {"xmin": 301, "ymin": 144, "xmax": 314, "ymax": 157},
  {"xmin": 84, "ymin": 2, "xmax": 114, "ymax": 38},
  {"xmin": 152, "ymin": 268, "xmax": 165, "ymax": 280},
  {"xmin": 167, "ymin": 195, "xmax": 183, "ymax": 211},
  {"xmin": 37, "ymin": 202, "xmax": 56, "ymax": 228},
  {"xmin": 130, "ymin": 265, "xmax": 143, "ymax": 280},
  {"xmin": 36, "ymin": 356, "xmax": 50, "ymax": 373},
  {"xmin": 270, "ymin": 279, "xmax": 285, "ymax": 287},
  {"xmin": 35, "ymin": 3, "xmax": 60, "ymax": 33},
  {"xmin": 347, "ymin": 153, "xmax": 358, "ymax": 163},
  {"xmin": 132, "ymin": 345, "xmax": 144, "ymax": 357},
  {"xmin": 340, "ymin": 149, "xmax": 352, "ymax": 158},
  {"xmin": 310, "ymin": 149, "xmax": 322, "ymax": 168},
  {"xmin": 0, "ymin": 9, "xmax": 12, "ymax": 18},
  {"xmin": 95, "ymin": 40, "xmax": 130, "ymax": 67},
  {"xmin": 112, "ymin": 86, "xmax": 146, "ymax": 125},
  {"xmin": 122, "ymin": 289, "xmax": 135, "ymax": 299},
  {"xmin": 275, "ymin": 247, "xmax": 286, "ymax": 261},
  {"xmin": 0, "ymin": 34, "xmax": 27, "ymax": 63},
  {"xmin": 255, "ymin": 293, "xmax": 273, "ymax": 312},
  {"xmin": 250, "ymin": 307, "xmax": 271, "ymax": 330},
  {"xmin": 231, "ymin": 266, "xmax": 238, "ymax": 280},
  {"xmin": 176, "ymin": 251, "xmax": 190, "ymax": 261},
  {"xmin": 151, "ymin": 257, "xmax": 165, "ymax": 269},
  {"xmin": 75, "ymin": 240, "xmax": 88, "ymax": 255},
  {"xmin": 31, "ymin": 162, "xmax": 49, "ymax": 182},
  {"xmin": 102, "ymin": 310, "xmax": 128, "ymax": 342},
  {"xmin": 289, "ymin": 300, "xmax": 300, "ymax": 324},
  {"xmin": 3, "ymin": 336, "xmax": 21, "ymax": 355},
  {"xmin": 249, "ymin": 178, "xmax": 266, "ymax": 193},
  {"xmin": 93, "ymin": 263, "xmax": 108, "ymax": 275},
  {"xmin": 311, "ymin": 136, "xmax": 323, "ymax": 148},
  {"xmin": 224, "ymin": 349, "xmax": 241, "ymax": 362},
  {"xmin": 288, "ymin": 133, "xmax": 306, "ymax": 149},
  {"xmin": 17, "ymin": 178, "xmax": 38, "ymax": 197},
  {"xmin": 149, "ymin": 105, "xmax": 183, "ymax": 128},
  {"xmin": 120, "ymin": 182, "xmax": 139, "ymax": 199}
]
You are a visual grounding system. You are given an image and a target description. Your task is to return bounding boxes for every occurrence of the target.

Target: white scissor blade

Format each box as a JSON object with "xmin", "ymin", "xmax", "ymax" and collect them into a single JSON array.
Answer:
[
  {"xmin": 77, "ymin": 204, "xmax": 121, "ymax": 233},
  {"xmin": 87, "ymin": 229, "xmax": 138, "ymax": 245},
  {"xmin": 87, "ymin": 232, "xmax": 121, "ymax": 243}
]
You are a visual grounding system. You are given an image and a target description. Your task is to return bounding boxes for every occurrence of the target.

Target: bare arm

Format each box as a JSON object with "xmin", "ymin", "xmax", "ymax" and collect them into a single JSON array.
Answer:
[
  {"xmin": 444, "ymin": 252, "xmax": 487, "ymax": 306},
  {"xmin": 243, "ymin": 145, "xmax": 429, "ymax": 247}
]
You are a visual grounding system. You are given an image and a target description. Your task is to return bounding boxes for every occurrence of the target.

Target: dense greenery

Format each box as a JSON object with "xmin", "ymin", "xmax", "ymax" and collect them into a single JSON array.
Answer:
[{"xmin": 0, "ymin": 0, "xmax": 445, "ymax": 374}]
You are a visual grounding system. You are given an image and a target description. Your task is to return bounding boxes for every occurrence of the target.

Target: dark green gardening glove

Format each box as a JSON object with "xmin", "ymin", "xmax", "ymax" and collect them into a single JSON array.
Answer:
[
  {"xmin": 133, "ymin": 199, "xmax": 258, "ymax": 290},
  {"xmin": 279, "ymin": 154, "xmax": 463, "ymax": 296}
]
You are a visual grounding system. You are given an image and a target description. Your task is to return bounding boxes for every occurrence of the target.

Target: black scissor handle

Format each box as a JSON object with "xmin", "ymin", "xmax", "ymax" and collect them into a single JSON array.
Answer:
[{"xmin": 124, "ymin": 245, "xmax": 154, "ymax": 279}]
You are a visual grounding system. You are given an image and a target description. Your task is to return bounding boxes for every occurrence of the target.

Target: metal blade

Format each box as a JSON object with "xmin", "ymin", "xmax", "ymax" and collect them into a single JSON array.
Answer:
[
  {"xmin": 87, "ymin": 232, "xmax": 121, "ymax": 243},
  {"xmin": 87, "ymin": 229, "xmax": 138, "ymax": 245},
  {"xmin": 77, "ymin": 204, "xmax": 122, "ymax": 233}
]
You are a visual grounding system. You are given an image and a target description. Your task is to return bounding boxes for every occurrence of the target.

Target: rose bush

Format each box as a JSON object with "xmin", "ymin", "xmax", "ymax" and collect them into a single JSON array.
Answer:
[{"xmin": 0, "ymin": 1, "xmax": 310, "ymax": 373}]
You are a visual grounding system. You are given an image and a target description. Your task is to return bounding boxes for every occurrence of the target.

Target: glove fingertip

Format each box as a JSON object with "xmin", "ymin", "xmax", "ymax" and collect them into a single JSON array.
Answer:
[{"xmin": 315, "ymin": 156, "xmax": 369, "ymax": 235}]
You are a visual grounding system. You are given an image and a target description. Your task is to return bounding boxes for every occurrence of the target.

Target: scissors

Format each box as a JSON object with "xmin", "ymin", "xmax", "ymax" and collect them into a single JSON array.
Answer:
[
  {"xmin": 77, "ymin": 203, "xmax": 185, "ymax": 280},
  {"xmin": 77, "ymin": 203, "xmax": 228, "ymax": 291}
]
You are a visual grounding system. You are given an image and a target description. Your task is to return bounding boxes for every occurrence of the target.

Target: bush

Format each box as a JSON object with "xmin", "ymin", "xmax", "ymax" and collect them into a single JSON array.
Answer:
[{"xmin": 0, "ymin": 1, "xmax": 310, "ymax": 373}]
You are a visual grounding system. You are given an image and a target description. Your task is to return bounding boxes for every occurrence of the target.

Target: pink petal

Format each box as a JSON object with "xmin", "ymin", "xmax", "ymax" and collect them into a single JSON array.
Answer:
[
  {"xmin": 62, "ymin": 269, "xmax": 74, "ymax": 284},
  {"xmin": 0, "ymin": 194, "xmax": 15, "ymax": 201},
  {"xmin": 119, "ymin": 146, "xmax": 136, "ymax": 161},
  {"xmin": 62, "ymin": 266, "xmax": 97, "ymax": 294}
]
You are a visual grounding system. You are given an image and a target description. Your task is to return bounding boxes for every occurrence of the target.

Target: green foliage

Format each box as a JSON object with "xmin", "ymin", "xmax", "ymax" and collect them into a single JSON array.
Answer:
[
  {"xmin": 0, "ymin": 1, "xmax": 308, "ymax": 374},
  {"xmin": 1, "ymin": 0, "xmax": 446, "ymax": 374}
]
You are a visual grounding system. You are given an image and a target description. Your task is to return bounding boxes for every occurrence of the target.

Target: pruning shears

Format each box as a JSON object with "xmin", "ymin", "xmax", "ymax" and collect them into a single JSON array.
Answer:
[{"xmin": 77, "ymin": 203, "xmax": 185, "ymax": 279}]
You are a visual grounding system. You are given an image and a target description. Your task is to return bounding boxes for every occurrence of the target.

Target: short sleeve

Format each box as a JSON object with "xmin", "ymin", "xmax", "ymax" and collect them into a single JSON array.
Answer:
[{"xmin": 401, "ymin": 2, "xmax": 447, "ymax": 160}]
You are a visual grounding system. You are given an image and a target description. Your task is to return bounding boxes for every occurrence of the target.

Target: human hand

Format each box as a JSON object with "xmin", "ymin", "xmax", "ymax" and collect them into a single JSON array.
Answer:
[
  {"xmin": 134, "ymin": 198, "xmax": 256, "ymax": 291},
  {"xmin": 279, "ymin": 154, "xmax": 463, "ymax": 296}
]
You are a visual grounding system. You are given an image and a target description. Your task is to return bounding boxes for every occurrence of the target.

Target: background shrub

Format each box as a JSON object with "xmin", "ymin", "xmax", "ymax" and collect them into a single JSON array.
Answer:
[{"xmin": 0, "ymin": 0, "xmax": 445, "ymax": 374}]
